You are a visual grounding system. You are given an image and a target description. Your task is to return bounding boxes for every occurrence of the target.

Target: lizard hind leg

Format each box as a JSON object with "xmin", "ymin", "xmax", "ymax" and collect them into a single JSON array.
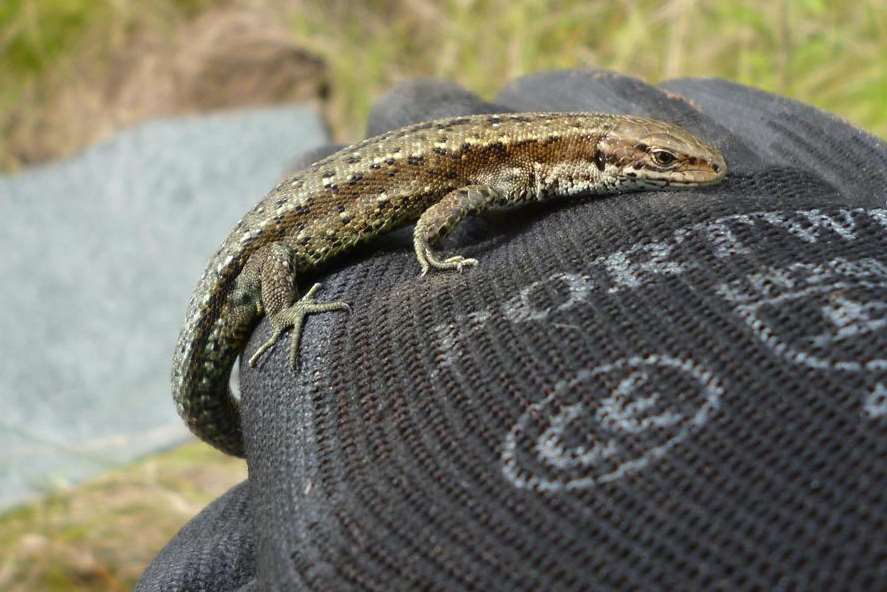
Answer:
[
  {"xmin": 413, "ymin": 184, "xmax": 505, "ymax": 276},
  {"xmin": 246, "ymin": 243, "xmax": 350, "ymax": 369}
]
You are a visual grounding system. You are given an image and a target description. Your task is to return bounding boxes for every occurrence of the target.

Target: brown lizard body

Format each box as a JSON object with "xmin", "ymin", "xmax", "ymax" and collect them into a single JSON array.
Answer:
[{"xmin": 171, "ymin": 112, "xmax": 727, "ymax": 457}]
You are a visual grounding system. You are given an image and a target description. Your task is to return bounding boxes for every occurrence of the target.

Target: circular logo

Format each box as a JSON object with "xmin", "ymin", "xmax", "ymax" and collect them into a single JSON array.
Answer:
[{"xmin": 502, "ymin": 355, "xmax": 722, "ymax": 492}]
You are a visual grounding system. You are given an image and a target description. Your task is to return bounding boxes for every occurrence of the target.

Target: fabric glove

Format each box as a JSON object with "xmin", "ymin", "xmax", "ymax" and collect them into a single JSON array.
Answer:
[{"xmin": 138, "ymin": 70, "xmax": 887, "ymax": 591}]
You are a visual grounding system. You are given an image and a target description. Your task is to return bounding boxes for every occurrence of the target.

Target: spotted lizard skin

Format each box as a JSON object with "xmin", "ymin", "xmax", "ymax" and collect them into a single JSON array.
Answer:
[{"xmin": 171, "ymin": 112, "xmax": 727, "ymax": 456}]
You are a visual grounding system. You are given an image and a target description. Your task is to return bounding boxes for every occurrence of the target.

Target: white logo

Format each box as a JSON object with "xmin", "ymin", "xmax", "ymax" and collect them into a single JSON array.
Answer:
[
  {"xmin": 716, "ymin": 257, "xmax": 887, "ymax": 373},
  {"xmin": 432, "ymin": 208, "xmax": 887, "ymax": 376},
  {"xmin": 501, "ymin": 355, "xmax": 722, "ymax": 492},
  {"xmin": 863, "ymin": 383, "xmax": 887, "ymax": 418}
]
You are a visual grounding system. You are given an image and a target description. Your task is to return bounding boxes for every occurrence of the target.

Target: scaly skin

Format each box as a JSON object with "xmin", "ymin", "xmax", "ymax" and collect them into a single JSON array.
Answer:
[{"xmin": 171, "ymin": 112, "xmax": 727, "ymax": 456}]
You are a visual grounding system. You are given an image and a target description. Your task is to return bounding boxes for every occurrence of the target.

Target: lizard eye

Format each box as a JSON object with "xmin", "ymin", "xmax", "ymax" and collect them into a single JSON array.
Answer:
[{"xmin": 651, "ymin": 149, "xmax": 677, "ymax": 167}]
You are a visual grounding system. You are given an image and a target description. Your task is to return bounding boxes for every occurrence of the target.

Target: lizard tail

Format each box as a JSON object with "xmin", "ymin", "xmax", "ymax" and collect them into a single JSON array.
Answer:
[
  {"xmin": 181, "ymin": 382, "xmax": 245, "ymax": 457},
  {"xmin": 172, "ymin": 294, "xmax": 257, "ymax": 457},
  {"xmin": 172, "ymin": 355, "xmax": 247, "ymax": 456}
]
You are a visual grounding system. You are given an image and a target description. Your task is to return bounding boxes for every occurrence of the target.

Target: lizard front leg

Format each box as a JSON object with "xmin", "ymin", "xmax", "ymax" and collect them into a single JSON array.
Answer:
[
  {"xmin": 245, "ymin": 243, "xmax": 350, "ymax": 368},
  {"xmin": 413, "ymin": 184, "xmax": 505, "ymax": 275}
]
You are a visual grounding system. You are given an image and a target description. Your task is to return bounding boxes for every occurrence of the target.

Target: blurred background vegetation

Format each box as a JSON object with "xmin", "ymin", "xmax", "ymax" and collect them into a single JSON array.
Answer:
[
  {"xmin": 1, "ymin": 0, "xmax": 884, "ymax": 589},
  {"xmin": 0, "ymin": 0, "xmax": 885, "ymax": 172}
]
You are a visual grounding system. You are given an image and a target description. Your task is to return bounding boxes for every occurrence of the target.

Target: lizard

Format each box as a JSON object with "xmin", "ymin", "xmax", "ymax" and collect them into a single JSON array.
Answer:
[{"xmin": 171, "ymin": 112, "xmax": 727, "ymax": 457}]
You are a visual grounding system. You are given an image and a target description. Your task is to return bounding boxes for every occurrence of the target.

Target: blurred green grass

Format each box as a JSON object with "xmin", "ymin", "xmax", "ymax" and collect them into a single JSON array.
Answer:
[
  {"xmin": 292, "ymin": 0, "xmax": 886, "ymax": 140},
  {"xmin": 0, "ymin": 443, "xmax": 246, "ymax": 591},
  {"xmin": 0, "ymin": 0, "xmax": 884, "ymax": 171}
]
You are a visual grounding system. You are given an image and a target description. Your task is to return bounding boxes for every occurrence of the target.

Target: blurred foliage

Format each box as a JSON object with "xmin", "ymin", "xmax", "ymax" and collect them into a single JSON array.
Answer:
[
  {"xmin": 0, "ymin": 0, "xmax": 216, "ymax": 80},
  {"xmin": 287, "ymin": 0, "xmax": 886, "ymax": 141},
  {"xmin": 0, "ymin": 0, "xmax": 884, "ymax": 169},
  {"xmin": 0, "ymin": 0, "xmax": 221, "ymax": 167},
  {"xmin": 0, "ymin": 443, "xmax": 245, "ymax": 591}
]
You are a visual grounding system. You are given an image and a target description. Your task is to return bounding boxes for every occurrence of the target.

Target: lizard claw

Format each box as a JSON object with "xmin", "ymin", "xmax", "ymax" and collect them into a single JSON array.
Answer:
[
  {"xmin": 442, "ymin": 255, "xmax": 478, "ymax": 272},
  {"xmin": 248, "ymin": 283, "xmax": 350, "ymax": 369},
  {"xmin": 416, "ymin": 245, "xmax": 479, "ymax": 276}
]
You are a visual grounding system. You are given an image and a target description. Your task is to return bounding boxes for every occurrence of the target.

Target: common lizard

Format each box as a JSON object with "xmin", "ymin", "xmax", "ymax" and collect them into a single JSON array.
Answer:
[{"xmin": 171, "ymin": 112, "xmax": 727, "ymax": 457}]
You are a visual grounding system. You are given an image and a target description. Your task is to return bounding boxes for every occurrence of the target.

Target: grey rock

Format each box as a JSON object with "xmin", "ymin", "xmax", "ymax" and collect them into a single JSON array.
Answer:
[{"xmin": 0, "ymin": 105, "xmax": 329, "ymax": 510}]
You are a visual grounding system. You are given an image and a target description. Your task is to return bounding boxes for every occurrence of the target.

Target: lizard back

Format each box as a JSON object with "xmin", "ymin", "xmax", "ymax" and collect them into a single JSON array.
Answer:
[{"xmin": 171, "ymin": 112, "xmax": 726, "ymax": 456}]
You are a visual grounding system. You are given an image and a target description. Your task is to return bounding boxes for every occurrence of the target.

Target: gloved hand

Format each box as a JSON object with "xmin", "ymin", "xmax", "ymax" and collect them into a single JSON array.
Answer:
[{"xmin": 139, "ymin": 71, "xmax": 887, "ymax": 591}]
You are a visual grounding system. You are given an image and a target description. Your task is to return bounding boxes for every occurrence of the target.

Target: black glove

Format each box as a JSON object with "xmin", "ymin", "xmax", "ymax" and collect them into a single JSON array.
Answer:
[{"xmin": 138, "ymin": 70, "xmax": 887, "ymax": 591}]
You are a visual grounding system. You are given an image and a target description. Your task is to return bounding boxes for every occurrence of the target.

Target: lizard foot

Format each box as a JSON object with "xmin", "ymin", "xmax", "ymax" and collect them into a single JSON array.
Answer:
[
  {"xmin": 417, "ymin": 245, "xmax": 479, "ymax": 276},
  {"xmin": 247, "ymin": 283, "xmax": 350, "ymax": 369}
]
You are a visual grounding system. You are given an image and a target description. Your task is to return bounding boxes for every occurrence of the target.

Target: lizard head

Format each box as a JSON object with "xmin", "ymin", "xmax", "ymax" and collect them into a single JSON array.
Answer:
[{"xmin": 596, "ymin": 116, "xmax": 727, "ymax": 189}]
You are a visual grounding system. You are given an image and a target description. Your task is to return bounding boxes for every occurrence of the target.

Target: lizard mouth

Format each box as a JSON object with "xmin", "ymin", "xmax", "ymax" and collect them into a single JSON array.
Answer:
[
  {"xmin": 670, "ymin": 167, "xmax": 727, "ymax": 186},
  {"xmin": 629, "ymin": 159, "xmax": 727, "ymax": 188}
]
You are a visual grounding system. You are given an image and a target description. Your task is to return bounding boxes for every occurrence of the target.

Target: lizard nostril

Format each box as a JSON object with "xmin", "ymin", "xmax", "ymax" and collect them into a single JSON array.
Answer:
[{"xmin": 712, "ymin": 163, "xmax": 720, "ymax": 173}]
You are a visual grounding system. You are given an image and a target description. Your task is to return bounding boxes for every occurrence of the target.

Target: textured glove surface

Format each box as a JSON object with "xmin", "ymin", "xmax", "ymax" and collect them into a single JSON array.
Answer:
[{"xmin": 139, "ymin": 71, "xmax": 887, "ymax": 591}]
